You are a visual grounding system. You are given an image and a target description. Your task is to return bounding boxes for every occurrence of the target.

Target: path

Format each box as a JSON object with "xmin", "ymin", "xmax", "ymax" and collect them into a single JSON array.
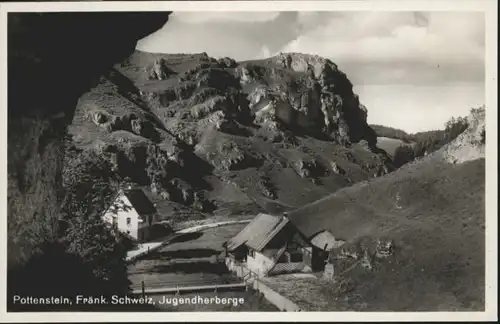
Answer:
[{"xmin": 175, "ymin": 219, "xmax": 251, "ymax": 234}]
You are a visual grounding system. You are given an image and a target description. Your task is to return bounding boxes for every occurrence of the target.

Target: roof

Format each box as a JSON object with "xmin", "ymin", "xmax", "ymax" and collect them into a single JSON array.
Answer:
[
  {"xmin": 226, "ymin": 213, "xmax": 289, "ymax": 252},
  {"xmin": 287, "ymin": 180, "xmax": 372, "ymax": 238},
  {"xmin": 120, "ymin": 188, "xmax": 157, "ymax": 215}
]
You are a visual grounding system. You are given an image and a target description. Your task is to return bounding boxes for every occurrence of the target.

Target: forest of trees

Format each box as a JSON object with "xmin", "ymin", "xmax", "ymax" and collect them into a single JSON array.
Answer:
[
  {"xmin": 410, "ymin": 114, "xmax": 470, "ymax": 158},
  {"xmin": 374, "ymin": 107, "xmax": 483, "ymax": 169},
  {"xmin": 370, "ymin": 124, "xmax": 413, "ymax": 143}
]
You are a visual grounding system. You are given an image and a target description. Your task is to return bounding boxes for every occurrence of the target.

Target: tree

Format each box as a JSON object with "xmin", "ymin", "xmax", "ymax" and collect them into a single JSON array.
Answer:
[
  {"xmin": 8, "ymin": 146, "xmax": 131, "ymax": 310},
  {"xmin": 62, "ymin": 214, "xmax": 129, "ymax": 296},
  {"xmin": 409, "ymin": 113, "xmax": 470, "ymax": 160},
  {"xmin": 62, "ymin": 148, "xmax": 119, "ymax": 213},
  {"xmin": 60, "ymin": 147, "xmax": 130, "ymax": 297},
  {"xmin": 443, "ymin": 116, "xmax": 468, "ymax": 143},
  {"xmin": 393, "ymin": 145, "xmax": 415, "ymax": 168}
]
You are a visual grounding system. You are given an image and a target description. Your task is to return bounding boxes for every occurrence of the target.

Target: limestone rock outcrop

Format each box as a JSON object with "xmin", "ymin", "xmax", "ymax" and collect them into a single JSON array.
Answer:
[
  {"xmin": 244, "ymin": 53, "xmax": 376, "ymax": 146},
  {"xmin": 443, "ymin": 107, "xmax": 486, "ymax": 164}
]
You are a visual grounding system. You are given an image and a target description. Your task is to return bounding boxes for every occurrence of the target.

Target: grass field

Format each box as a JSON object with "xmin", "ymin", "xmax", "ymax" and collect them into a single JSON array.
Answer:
[{"xmin": 287, "ymin": 152, "xmax": 485, "ymax": 311}]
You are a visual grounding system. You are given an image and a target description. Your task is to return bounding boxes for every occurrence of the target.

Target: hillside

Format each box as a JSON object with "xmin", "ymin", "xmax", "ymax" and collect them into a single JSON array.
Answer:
[
  {"xmin": 375, "ymin": 136, "xmax": 415, "ymax": 159},
  {"xmin": 68, "ymin": 51, "xmax": 395, "ymax": 222},
  {"xmin": 370, "ymin": 124, "xmax": 413, "ymax": 143},
  {"xmin": 287, "ymin": 111, "xmax": 486, "ymax": 311}
]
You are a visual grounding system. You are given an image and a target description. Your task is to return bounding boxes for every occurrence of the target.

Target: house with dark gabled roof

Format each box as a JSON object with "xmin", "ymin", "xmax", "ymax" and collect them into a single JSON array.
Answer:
[
  {"xmin": 102, "ymin": 186, "xmax": 164, "ymax": 242},
  {"xmin": 224, "ymin": 213, "xmax": 329, "ymax": 277}
]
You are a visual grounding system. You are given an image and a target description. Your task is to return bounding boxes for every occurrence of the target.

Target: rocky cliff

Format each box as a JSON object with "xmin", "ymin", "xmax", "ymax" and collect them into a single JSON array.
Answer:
[
  {"xmin": 69, "ymin": 50, "xmax": 393, "ymax": 221},
  {"xmin": 8, "ymin": 12, "xmax": 170, "ymax": 270},
  {"xmin": 242, "ymin": 53, "xmax": 375, "ymax": 146}
]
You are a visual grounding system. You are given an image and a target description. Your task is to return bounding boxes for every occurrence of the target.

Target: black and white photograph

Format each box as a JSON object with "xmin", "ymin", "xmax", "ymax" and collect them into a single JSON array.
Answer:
[{"xmin": 1, "ymin": 0, "xmax": 497, "ymax": 321}]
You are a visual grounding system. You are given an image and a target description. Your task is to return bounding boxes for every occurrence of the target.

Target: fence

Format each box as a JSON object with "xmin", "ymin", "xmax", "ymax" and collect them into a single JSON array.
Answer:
[
  {"xmin": 225, "ymin": 257, "xmax": 302, "ymax": 312},
  {"xmin": 134, "ymin": 279, "xmax": 247, "ymax": 296},
  {"xmin": 252, "ymin": 279, "xmax": 301, "ymax": 312}
]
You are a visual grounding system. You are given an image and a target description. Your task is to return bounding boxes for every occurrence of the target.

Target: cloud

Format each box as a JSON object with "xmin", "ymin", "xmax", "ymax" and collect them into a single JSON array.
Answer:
[
  {"xmin": 136, "ymin": 11, "xmax": 486, "ymax": 132},
  {"xmin": 138, "ymin": 11, "xmax": 484, "ymax": 84},
  {"xmin": 278, "ymin": 11, "xmax": 485, "ymax": 84},
  {"xmin": 270, "ymin": 12, "xmax": 485, "ymax": 84},
  {"xmin": 171, "ymin": 11, "xmax": 281, "ymax": 23},
  {"xmin": 137, "ymin": 12, "xmax": 302, "ymax": 60}
]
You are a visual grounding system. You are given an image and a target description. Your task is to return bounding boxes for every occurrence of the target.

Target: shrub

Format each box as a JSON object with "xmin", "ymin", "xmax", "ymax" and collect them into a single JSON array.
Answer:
[
  {"xmin": 61, "ymin": 147, "xmax": 129, "ymax": 299},
  {"xmin": 393, "ymin": 145, "xmax": 415, "ymax": 168}
]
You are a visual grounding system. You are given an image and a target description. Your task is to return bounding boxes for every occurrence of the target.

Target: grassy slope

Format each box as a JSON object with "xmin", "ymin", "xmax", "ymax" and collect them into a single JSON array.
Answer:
[{"xmin": 287, "ymin": 152, "xmax": 485, "ymax": 310}]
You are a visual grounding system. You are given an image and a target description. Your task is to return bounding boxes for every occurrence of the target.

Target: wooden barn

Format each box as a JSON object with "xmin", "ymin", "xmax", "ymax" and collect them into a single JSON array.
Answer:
[{"xmin": 224, "ymin": 213, "xmax": 329, "ymax": 277}]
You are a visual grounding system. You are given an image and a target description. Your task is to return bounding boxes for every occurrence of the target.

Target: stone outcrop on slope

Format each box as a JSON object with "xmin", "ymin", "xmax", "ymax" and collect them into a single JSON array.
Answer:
[
  {"xmin": 146, "ymin": 57, "xmax": 177, "ymax": 80},
  {"xmin": 443, "ymin": 107, "xmax": 486, "ymax": 164}
]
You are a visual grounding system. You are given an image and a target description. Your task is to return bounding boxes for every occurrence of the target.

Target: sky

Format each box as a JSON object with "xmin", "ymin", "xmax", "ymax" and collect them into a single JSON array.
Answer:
[{"xmin": 137, "ymin": 11, "xmax": 485, "ymax": 133}]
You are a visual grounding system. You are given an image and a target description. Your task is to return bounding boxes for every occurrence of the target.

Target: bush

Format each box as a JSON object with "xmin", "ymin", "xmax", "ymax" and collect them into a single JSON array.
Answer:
[{"xmin": 393, "ymin": 145, "xmax": 415, "ymax": 168}]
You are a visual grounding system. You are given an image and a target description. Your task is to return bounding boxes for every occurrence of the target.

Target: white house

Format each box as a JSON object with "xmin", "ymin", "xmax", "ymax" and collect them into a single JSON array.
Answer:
[{"xmin": 102, "ymin": 187, "xmax": 158, "ymax": 242}]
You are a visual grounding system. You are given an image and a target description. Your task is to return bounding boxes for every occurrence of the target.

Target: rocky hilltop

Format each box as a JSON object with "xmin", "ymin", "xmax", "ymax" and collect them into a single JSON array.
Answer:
[{"xmin": 69, "ymin": 51, "xmax": 393, "ymax": 221}]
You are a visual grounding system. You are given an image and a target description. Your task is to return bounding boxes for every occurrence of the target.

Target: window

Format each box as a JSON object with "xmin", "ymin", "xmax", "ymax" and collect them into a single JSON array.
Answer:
[
  {"xmin": 289, "ymin": 251, "xmax": 303, "ymax": 262},
  {"xmin": 112, "ymin": 216, "xmax": 118, "ymax": 229},
  {"xmin": 126, "ymin": 217, "xmax": 131, "ymax": 226}
]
